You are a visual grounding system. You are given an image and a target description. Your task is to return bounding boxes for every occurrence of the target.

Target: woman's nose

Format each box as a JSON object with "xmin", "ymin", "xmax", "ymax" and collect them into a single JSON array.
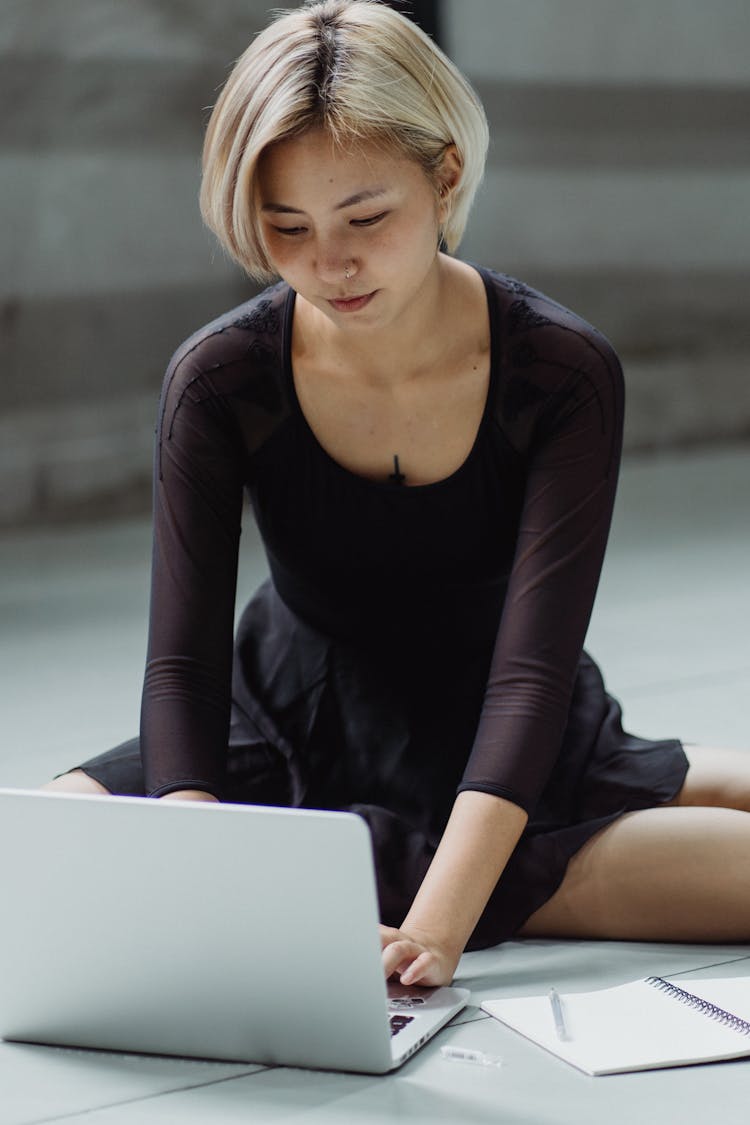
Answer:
[{"xmin": 313, "ymin": 240, "xmax": 353, "ymax": 283}]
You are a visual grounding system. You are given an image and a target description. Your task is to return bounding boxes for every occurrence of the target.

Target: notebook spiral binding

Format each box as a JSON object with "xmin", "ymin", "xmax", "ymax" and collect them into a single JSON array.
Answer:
[{"xmin": 646, "ymin": 977, "xmax": 750, "ymax": 1038}]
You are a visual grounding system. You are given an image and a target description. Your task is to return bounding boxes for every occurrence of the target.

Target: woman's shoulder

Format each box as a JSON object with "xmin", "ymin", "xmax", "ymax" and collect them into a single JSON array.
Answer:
[
  {"xmin": 479, "ymin": 267, "xmax": 620, "ymax": 369},
  {"xmin": 165, "ymin": 281, "xmax": 289, "ymax": 384},
  {"xmin": 481, "ymin": 265, "xmax": 620, "ymax": 380},
  {"xmin": 159, "ymin": 281, "xmax": 292, "ymax": 420},
  {"xmin": 476, "ymin": 266, "xmax": 624, "ymax": 449}
]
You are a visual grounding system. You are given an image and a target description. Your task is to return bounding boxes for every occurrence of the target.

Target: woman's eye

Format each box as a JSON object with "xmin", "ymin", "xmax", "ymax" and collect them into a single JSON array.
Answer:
[
  {"xmin": 271, "ymin": 212, "xmax": 387, "ymax": 236},
  {"xmin": 351, "ymin": 212, "xmax": 388, "ymax": 227}
]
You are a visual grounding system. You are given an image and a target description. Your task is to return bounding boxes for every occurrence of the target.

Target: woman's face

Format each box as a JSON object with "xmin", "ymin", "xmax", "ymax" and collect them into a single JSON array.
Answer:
[{"xmin": 256, "ymin": 128, "xmax": 447, "ymax": 331}]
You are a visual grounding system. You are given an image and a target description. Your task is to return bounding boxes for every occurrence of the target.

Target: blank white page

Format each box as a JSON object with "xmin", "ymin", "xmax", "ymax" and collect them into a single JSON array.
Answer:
[{"xmin": 482, "ymin": 976, "xmax": 750, "ymax": 1075}]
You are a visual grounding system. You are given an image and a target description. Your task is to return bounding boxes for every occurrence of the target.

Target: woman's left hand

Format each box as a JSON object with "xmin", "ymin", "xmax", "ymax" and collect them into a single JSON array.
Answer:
[{"xmin": 380, "ymin": 924, "xmax": 461, "ymax": 987}]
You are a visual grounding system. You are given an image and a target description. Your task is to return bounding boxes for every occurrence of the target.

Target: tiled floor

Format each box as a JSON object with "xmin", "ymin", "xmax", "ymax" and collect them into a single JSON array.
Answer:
[{"xmin": 1, "ymin": 445, "xmax": 749, "ymax": 1123}]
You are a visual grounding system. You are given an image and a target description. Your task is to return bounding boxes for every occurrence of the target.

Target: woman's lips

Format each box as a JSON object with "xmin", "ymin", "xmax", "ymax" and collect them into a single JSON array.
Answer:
[{"xmin": 328, "ymin": 291, "xmax": 376, "ymax": 313}]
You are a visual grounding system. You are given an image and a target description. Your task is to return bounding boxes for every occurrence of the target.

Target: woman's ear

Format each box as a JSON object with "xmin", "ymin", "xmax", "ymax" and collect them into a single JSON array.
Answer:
[{"xmin": 436, "ymin": 143, "xmax": 462, "ymax": 220}]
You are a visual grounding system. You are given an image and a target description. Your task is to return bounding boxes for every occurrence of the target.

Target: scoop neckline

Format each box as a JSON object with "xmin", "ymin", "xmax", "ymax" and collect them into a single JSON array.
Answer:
[{"xmin": 281, "ymin": 264, "xmax": 498, "ymax": 494}]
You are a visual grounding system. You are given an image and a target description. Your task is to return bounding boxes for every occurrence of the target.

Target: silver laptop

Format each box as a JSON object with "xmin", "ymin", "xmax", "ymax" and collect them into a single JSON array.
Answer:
[{"xmin": 0, "ymin": 788, "xmax": 468, "ymax": 1073}]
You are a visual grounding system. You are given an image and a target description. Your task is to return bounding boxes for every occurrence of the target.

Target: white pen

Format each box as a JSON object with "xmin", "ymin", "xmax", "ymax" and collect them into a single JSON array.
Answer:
[{"xmin": 548, "ymin": 987, "xmax": 571, "ymax": 1041}]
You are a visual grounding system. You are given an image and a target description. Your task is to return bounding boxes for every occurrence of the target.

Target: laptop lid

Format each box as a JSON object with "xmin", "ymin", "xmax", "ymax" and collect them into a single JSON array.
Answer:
[{"xmin": 0, "ymin": 789, "xmax": 466, "ymax": 1073}]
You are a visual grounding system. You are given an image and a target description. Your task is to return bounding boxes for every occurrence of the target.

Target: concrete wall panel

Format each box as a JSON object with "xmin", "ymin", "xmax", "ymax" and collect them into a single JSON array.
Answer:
[
  {"xmin": 465, "ymin": 168, "xmax": 750, "ymax": 271},
  {"xmin": 445, "ymin": 0, "xmax": 750, "ymax": 85}
]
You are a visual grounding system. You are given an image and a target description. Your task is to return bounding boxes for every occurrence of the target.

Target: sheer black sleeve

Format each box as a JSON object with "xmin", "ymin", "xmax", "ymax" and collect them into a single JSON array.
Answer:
[
  {"xmin": 140, "ymin": 334, "xmax": 248, "ymax": 798},
  {"xmin": 457, "ymin": 282, "xmax": 625, "ymax": 814}
]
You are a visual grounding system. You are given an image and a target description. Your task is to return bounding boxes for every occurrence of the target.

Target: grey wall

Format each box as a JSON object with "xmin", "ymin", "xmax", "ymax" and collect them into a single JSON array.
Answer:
[
  {"xmin": 445, "ymin": 0, "xmax": 750, "ymax": 452},
  {"xmin": 1, "ymin": 0, "xmax": 267, "ymax": 524},
  {"xmin": 2, "ymin": 1, "xmax": 749, "ymax": 526}
]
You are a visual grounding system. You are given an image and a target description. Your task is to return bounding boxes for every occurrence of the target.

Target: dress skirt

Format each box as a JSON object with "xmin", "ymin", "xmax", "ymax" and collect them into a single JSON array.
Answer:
[{"xmin": 76, "ymin": 580, "xmax": 688, "ymax": 948}]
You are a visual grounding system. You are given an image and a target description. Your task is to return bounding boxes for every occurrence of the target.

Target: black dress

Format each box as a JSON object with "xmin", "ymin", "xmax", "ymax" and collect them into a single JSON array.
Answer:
[{"xmin": 78, "ymin": 267, "xmax": 687, "ymax": 946}]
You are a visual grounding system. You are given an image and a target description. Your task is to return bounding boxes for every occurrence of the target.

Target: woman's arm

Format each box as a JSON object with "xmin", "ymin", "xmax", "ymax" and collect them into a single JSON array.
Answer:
[
  {"xmin": 141, "ymin": 336, "xmax": 247, "ymax": 800},
  {"xmin": 381, "ymin": 790, "xmax": 527, "ymax": 985},
  {"xmin": 457, "ymin": 308, "xmax": 625, "ymax": 818},
  {"xmin": 381, "ymin": 292, "xmax": 626, "ymax": 984}
]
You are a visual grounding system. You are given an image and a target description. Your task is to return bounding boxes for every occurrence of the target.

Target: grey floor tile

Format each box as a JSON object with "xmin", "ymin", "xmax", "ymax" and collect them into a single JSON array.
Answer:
[
  {"xmin": 0, "ymin": 1040, "xmax": 260, "ymax": 1125},
  {"xmin": 586, "ymin": 446, "xmax": 749, "ymax": 748},
  {"xmin": 0, "ymin": 516, "xmax": 267, "ymax": 785},
  {"xmin": 609, "ymin": 674, "xmax": 749, "ymax": 748},
  {"xmin": 38, "ymin": 1068, "xmax": 384, "ymax": 1125},
  {"xmin": 35, "ymin": 996, "xmax": 750, "ymax": 1125},
  {"xmin": 456, "ymin": 938, "xmax": 750, "ymax": 997}
]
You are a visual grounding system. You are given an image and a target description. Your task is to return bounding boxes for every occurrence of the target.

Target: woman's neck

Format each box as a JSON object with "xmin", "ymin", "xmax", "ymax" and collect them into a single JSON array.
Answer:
[{"xmin": 293, "ymin": 255, "xmax": 481, "ymax": 388}]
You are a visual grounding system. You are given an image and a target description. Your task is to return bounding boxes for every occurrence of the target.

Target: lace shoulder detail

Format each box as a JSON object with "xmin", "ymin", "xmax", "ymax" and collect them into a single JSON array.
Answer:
[
  {"xmin": 231, "ymin": 296, "xmax": 282, "ymax": 336},
  {"xmin": 157, "ymin": 282, "xmax": 292, "ymax": 473},
  {"xmin": 482, "ymin": 269, "xmax": 623, "ymax": 460}
]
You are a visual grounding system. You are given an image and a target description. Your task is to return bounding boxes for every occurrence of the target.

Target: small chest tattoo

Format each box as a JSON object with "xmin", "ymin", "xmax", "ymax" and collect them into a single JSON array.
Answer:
[{"xmin": 388, "ymin": 454, "xmax": 406, "ymax": 486}]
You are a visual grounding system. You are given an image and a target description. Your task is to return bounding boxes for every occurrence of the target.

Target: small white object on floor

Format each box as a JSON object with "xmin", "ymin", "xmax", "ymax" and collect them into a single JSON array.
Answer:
[{"xmin": 440, "ymin": 1045, "xmax": 503, "ymax": 1068}]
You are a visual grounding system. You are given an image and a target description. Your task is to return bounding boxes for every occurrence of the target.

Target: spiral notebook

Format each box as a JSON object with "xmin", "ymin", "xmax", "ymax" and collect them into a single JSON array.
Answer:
[{"xmin": 482, "ymin": 975, "xmax": 750, "ymax": 1076}]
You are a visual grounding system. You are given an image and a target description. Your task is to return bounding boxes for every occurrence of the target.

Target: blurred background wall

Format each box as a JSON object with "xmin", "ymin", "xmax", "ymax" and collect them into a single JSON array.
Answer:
[{"xmin": 1, "ymin": 0, "xmax": 748, "ymax": 526}]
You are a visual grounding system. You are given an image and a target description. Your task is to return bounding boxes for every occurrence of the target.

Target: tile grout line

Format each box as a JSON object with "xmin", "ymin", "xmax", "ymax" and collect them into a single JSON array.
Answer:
[
  {"xmin": 664, "ymin": 953, "xmax": 750, "ymax": 979},
  {"xmin": 21, "ymin": 1066, "xmax": 277, "ymax": 1125}
]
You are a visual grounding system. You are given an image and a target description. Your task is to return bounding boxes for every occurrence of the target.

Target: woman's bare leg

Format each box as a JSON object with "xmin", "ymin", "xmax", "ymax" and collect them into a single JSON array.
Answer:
[
  {"xmin": 667, "ymin": 746, "xmax": 750, "ymax": 811},
  {"xmin": 40, "ymin": 769, "xmax": 110, "ymax": 796},
  {"xmin": 520, "ymin": 744, "xmax": 750, "ymax": 942},
  {"xmin": 519, "ymin": 805, "xmax": 750, "ymax": 942}
]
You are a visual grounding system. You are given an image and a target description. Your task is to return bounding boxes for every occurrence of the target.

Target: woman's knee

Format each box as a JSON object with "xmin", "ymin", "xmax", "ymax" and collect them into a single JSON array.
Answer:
[
  {"xmin": 40, "ymin": 769, "xmax": 111, "ymax": 796},
  {"xmin": 670, "ymin": 745, "xmax": 750, "ymax": 811}
]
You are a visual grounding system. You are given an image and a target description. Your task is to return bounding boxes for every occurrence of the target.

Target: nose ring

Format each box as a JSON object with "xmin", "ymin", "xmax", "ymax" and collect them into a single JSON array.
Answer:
[{"xmin": 344, "ymin": 263, "xmax": 353, "ymax": 280}]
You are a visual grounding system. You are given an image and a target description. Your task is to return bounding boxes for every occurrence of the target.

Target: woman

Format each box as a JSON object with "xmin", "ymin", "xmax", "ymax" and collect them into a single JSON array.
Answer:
[{"xmin": 47, "ymin": 0, "xmax": 750, "ymax": 985}]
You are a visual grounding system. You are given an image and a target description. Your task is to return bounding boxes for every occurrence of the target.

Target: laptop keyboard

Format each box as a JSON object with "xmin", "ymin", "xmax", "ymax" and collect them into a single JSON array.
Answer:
[
  {"xmin": 389, "ymin": 1014, "xmax": 415, "ymax": 1037},
  {"xmin": 388, "ymin": 994, "xmax": 425, "ymax": 1036}
]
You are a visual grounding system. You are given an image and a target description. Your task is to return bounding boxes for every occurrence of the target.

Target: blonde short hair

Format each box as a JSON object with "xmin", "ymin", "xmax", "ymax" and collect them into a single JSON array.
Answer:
[{"xmin": 200, "ymin": 0, "xmax": 489, "ymax": 281}]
